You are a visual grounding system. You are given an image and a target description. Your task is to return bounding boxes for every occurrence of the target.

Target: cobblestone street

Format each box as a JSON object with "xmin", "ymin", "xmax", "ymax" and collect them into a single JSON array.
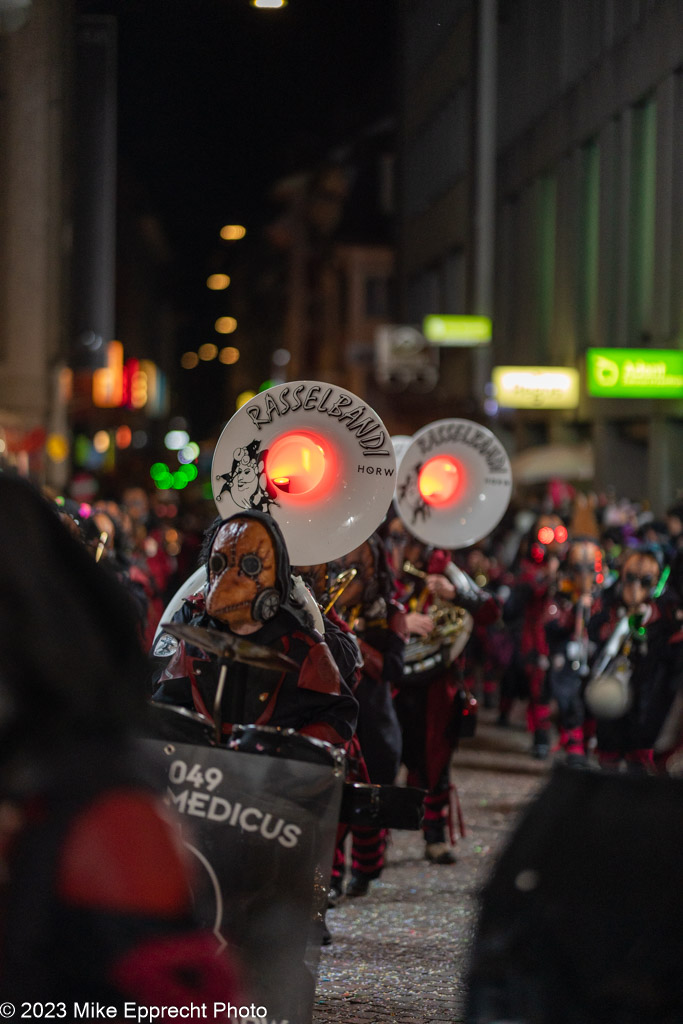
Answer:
[{"xmin": 313, "ymin": 708, "xmax": 550, "ymax": 1023}]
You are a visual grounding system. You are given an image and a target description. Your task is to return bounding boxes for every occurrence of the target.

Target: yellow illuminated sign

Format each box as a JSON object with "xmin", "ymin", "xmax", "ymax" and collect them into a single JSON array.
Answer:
[
  {"xmin": 423, "ymin": 315, "xmax": 492, "ymax": 346},
  {"xmin": 493, "ymin": 366, "xmax": 580, "ymax": 409}
]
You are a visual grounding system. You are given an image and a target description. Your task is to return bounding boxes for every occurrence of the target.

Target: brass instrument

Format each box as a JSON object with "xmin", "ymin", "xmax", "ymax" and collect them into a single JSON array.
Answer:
[
  {"xmin": 584, "ymin": 615, "xmax": 633, "ymax": 719},
  {"xmin": 401, "ymin": 560, "xmax": 473, "ymax": 675},
  {"xmin": 323, "ymin": 567, "xmax": 358, "ymax": 614}
]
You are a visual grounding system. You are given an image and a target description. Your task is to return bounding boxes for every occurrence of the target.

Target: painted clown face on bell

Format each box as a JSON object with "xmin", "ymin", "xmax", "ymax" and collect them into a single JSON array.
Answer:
[
  {"xmin": 206, "ymin": 518, "xmax": 280, "ymax": 634},
  {"xmin": 229, "ymin": 450, "xmax": 260, "ymax": 507}
]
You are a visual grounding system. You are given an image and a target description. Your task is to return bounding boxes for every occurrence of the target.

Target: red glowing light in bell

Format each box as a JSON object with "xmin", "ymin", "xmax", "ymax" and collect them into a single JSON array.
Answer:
[
  {"xmin": 555, "ymin": 524, "xmax": 568, "ymax": 543},
  {"xmin": 266, "ymin": 432, "xmax": 327, "ymax": 495},
  {"xmin": 417, "ymin": 455, "xmax": 461, "ymax": 507},
  {"xmin": 538, "ymin": 526, "xmax": 555, "ymax": 544}
]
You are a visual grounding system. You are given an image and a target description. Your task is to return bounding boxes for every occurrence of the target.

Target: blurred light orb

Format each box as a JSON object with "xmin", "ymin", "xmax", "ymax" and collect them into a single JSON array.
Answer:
[
  {"xmin": 115, "ymin": 425, "xmax": 132, "ymax": 449},
  {"xmin": 46, "ymin": 433, "xmax": 69, "ymax": 463},
  {"xmin": 207, "ymin": 273, "xmax": 230, "ymax": 290},
  {"xmin": 272, "ymin": 348, "xmax": 291, "ymax": 367},
  {"xmin": 150, "ymin": 462, "xmax": 170, "ymax": 481},
  {"xmin": 93, "ymin": 430, "xmax": 110, "ymax": 454},
  {"xmin": 219, "ymin": 225, "xmax": 246, "ymax": 241},
  {"xmin": 215, "ymin": 317, "xmax": 237, "ymax": 334},
  {"xmin": 219, "ymin": 346, "xmax": 240, "ymax": 365},
  {"xmin": 132, "ymin": 430, "xmax": 148, "ymax": 449},
  {"xmin": 178, "ymin": 443, "xmax": 198, "ymax": 464},
  {"xmin": 199, "ymin": 343, "xmax": 218, "ymax": 361},
  {"xmin": 251, "ymin": 0, "xmax": 287, "ymax": 7},
  {"xmin": 181, "ymin": 351, "xmax": 199, "ymax": 369},
  {"xmin": 165, "ymin": 430, "xmax": 190, "ymax": 450},
  {"xmin": 236, "ymin": 390, "xmax": 257, "ymax": 409}
]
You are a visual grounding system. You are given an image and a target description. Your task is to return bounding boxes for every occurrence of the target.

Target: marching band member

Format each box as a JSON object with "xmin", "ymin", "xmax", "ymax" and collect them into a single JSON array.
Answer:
[
  {"xmin": 151, "ymin": 510, "xmax": 358, "ymax": 747},
  {"xmin": 587, "ymin": 546, "xmax": 682, "ymax": 772},
  {"xmin": 498, "ymin": 514, "xmax": 568, "ymax": 757},
  {"xmin": 324, "ymin": 533, "xmax": 406, "ymax": 898},
  {"xmin": 383, "ymin": 511, "xmax": 498, "ymax": 865},
  {"xmin": 543, "ymin": 536, "xmax": 605, "ymax": 766}
]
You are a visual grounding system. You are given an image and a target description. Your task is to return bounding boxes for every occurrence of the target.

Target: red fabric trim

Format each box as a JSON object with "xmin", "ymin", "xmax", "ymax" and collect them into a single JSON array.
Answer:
[
  {"xmin": 110, "ymin": 931, "xmax": 243, "ymax": 1012},
  {"xmin": 358, "ymin": 639, "xmax": 383, "ymax": 683},
  {"xmin": 58, "ymin": 792, "xmax": 192, "ymax": 915},
  {"xmin": 255, "ymin": 673, "xmax": 286, "ymax": 725},
  {"xmin": 297, "ymin": 641, "xmax": 341, "ymax": 695}
]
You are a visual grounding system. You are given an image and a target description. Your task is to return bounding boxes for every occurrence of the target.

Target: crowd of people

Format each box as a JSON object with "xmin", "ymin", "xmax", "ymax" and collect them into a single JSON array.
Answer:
[{"xmin": 2, "ymin": 463, "xmax": 683, "ymax": 1015}]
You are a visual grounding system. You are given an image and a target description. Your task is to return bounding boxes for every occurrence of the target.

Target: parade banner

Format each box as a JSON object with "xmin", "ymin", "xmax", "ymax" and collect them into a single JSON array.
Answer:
[{"xmin": 145, "ymin": 731, "xmax": 345, "ymax": 1024}]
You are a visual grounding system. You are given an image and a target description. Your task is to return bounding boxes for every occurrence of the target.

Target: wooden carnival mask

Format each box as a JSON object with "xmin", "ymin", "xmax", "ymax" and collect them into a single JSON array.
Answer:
[{"xmin": 206, "ymin": 518, "xmax": 280, "ymax": 634}]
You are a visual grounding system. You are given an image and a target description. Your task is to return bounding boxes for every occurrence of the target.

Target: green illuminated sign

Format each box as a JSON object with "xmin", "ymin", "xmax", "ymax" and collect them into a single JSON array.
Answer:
[
  {"xmin": 423, "ymin": 315, "xmax": 492, "ymax": 346},
  {"xmin": 587, "ymin": 348, "xmax": 683, "ymax": 398}
]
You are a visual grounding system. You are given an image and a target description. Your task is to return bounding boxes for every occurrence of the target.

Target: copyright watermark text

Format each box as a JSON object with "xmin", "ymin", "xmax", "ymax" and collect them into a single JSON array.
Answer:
[{"xmin": 0, "ymin": 1004, "xmax": 271, "ymax": 1022}]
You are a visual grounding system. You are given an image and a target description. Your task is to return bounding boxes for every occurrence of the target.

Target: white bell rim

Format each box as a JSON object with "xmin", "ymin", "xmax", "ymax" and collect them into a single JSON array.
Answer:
[
  {"xmin": 153, "ymin": 566, "xmax": 325, "ymax": 643},
  {"xmin": 211, "ymin": 381, "xmax": 396, "ymax": 564},
  {"xmin": 394, "ymin": 418, "xmax": 512, "ymax": 549}
]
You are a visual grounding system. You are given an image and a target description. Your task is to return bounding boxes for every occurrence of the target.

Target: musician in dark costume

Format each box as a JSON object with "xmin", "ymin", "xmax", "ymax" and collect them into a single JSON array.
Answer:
[
  {"xmin": 587, "ymin": 546, "xmax": 682, "ymax": 772},
  {"xmin": 383, "ymin": 513, "xmax": 498, "ymax": 864},
  {"xmin": 0, "ymin": 475, "xmax": 242, "ymax": 1011},
  {"xmin": 152, "ymin": 510, "xmax": 358, "ymax": 747},
  {"xmin": 498, "ymin": 513, "xmax": 567, "ymax": 758},
  {"xmin": 325, "ymin": 533, "xmax": 406, "ymax": 897},
  {"xmin": 543, "ymin": 537, "xmax": 605, "ymax": 766}
]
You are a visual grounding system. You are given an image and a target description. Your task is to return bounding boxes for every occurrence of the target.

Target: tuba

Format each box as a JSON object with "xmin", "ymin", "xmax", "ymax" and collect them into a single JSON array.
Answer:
[
  {"xmin": 392, "ymin": 419, "xmax": 512, "ymax": 682},
  {"xmin": 155, "ymin": 381, "xmax": 396, "ymax": 641},
  {"xmin": 401, "ymin": 560, "xmax": 473, "ymax": 677}
]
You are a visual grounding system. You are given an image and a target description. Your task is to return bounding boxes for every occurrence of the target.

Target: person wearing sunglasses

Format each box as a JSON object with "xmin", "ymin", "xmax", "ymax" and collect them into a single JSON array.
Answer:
[{"xmin": 587, "ymin": 547, "xmax": 683, "ymax": 772}]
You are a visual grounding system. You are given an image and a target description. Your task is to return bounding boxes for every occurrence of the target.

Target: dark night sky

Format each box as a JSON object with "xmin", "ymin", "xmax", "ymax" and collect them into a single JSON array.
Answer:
[
  {"xmin": 78, "ymin": 0, "xmax": 398, "ymax": 438},
  {"xmin": 113, "ymin": 0, "xmax": 397, "ymax": 255}
]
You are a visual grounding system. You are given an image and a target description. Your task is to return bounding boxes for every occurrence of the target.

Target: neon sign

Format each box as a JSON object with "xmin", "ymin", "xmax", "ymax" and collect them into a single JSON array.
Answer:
[{"xmin": 587, "ymin": 348, "xmax": 683, "ymax": 398}]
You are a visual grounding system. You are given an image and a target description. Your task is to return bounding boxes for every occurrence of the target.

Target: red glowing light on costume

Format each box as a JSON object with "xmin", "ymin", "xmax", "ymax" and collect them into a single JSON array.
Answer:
[
  {"xmin": 537, "ymin": 525, "xmax": 568, "ymax": 545},
  {"xmin": 266, "ymin": 432, "xmax": 328, "ymax": 495},
  {"xmin": 417, "ymin": 455, "xmax": 461, "ymax": 507}
]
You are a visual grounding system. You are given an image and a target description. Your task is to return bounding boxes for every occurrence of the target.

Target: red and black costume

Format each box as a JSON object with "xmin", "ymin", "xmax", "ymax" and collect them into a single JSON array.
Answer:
[
  {"xmin": 152, "ymin": 511, "xmax": 358, "ymax": 747},
  {"xmin": 326, "ymin": 535, "xmax": 406, "ymax": 896},
  {"xmin": 394, "ymin": 547, "xmax": 498, "ymax": 856},
  {"xmin": 498, "ymin": 516, "xmax": 568, "ymax": 757}
]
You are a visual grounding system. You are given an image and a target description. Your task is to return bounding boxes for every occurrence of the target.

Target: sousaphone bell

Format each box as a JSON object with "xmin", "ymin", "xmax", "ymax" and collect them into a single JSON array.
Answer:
[{"xmin": 393, "ymin": 418, "xmax": 512, "ymax": 680}]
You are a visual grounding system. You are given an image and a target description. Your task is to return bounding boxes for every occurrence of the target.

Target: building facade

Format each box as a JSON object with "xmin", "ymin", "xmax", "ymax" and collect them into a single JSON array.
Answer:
[{"xmin": 398, "ymin": 0, "xmax": 683, "ymax": 510}]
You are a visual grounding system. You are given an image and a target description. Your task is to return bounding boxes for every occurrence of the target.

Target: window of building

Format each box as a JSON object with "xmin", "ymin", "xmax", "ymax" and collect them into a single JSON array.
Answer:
[
  {"xmin": 577, "ymin": 140, "xmax": 600, "ymax": 349},
  {"xmin": 628, "ymin": 95, "xmax": 656, "ymax": 342},
  {"xmin": 536, "ymin": 173, "xmax": 557, "ymax": 357}
]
